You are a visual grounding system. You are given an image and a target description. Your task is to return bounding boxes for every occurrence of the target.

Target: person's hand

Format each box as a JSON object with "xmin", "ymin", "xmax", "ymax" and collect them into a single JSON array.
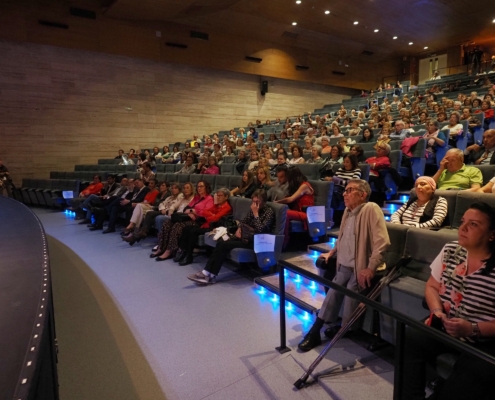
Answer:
[
  {"xmin": 120, "ymin": 199, "xmax": 130, "ymax": 205},
  {"xmin": 189, "ymin": 213, "xmax": 196, "ymax": 221},
  {"xmin": 235, "ymin": 228, "xmax": 241, "ymax": 239},
  {"xmin": 442, "ymin": 317, "xmax": 472, "ymax": 338},
  {"xmin": 439, "ymin": 158, "xmax": 449, "ymax": 171},
  {"xmin": 358, "ymin": 268, "xmax": 375, "ymax": 288},
  {"xmin": 161, "ymin": 209, "xmax": 167, "ymax": 215},
  {"xmin": 251, "ymin": 201, "xmax": 260, "ymax": 217},
  {"xmin": 468, "ymin": 144, "xmax": 481, "ymax": 153},
  {"xmin": 320, "ymin": 249, "xmax": 336, "ymax": 263}
]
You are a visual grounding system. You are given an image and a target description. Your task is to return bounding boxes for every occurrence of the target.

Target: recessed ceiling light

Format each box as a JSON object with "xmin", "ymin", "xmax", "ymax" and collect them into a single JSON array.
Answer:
[
  {"xmin": 393, "ymin": 36, "xmax": 398, "ymax": 39},
  {"xmin": 409, "ymin": 42, "xmax": 413, "ymax": 45},
  {"xmin": 324, "ymin": 10, "xmax": 330, "ymax": 14},
  {"xmin": 374, "ymin": 29, "xmax": 379, "ymax": 32},
  {"xmin": 353, "ymin": 21, "xmax": 359, "ymax": 25},
  {"xmin": 493, "ymin": 18, "xmax": 495, "ymax": 23},
  {"xmin": 424, "ymin": 46, "xmax": 428, "ymax": 50},
  {"xmin": 296, "ymin": 0, "xmax": 301, "ymax": 4},
  {"xmin": 292, "ymin": 22, "xmax": 297, "ymax": 26}
]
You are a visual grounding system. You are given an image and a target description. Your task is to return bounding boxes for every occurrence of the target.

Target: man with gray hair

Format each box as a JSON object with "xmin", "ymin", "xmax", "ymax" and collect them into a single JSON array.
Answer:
[
  {"xmin": 389, "ymin": 120, "xmax": 410, "ymax": 140},
  {"xmin": 298, "ymin": 179, "xmax": 390, "ymax": 351},
  {"xmin": 433, "ymin": 148, "xmax": 483, "ymax": 190}
]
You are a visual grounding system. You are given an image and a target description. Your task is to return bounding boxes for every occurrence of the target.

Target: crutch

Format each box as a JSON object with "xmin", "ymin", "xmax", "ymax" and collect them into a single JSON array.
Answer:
[{"xmin": 294, "ymin": 257, "xmax": 411, "ymax": 390}]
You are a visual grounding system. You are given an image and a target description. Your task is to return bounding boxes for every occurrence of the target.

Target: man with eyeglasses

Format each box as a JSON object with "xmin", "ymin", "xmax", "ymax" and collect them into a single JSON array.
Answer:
[
  {"xmin": 187, "ymin": 189, "xmax": 275, "ymax": 285},
  {"xmin": 298, "ymin": 179, "xmax": 390, "ymax": 351}
]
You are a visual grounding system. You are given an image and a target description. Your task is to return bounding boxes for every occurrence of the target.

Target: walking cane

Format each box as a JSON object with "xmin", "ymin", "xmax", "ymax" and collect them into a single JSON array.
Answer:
[{"xmin": 294, "ymin": 256, "xmax": 411, "ymax": 390}]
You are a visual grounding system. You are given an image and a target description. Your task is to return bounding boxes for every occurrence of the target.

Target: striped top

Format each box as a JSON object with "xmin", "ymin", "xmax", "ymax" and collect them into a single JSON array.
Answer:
[
  {"xmin": 430, "ymin": 242, "xmax": 495, "ymax": 342},
  {"xmin": 391, "ymin": 197, "xmax": 448, "ymax": 229},
  {"xmin": 333, "ymin": 167, "xmax": 362, "ymax": 187}
]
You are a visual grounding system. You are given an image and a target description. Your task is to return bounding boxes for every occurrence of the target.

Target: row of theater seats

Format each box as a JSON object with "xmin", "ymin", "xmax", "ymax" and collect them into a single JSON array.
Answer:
[
  {"xmin": 17, "ymin": 179, "xmax": 80, "ymax": 207},
  {"xmin": 17, "ymin": 173, "xmax": 335, "ymax": 239},
  {"xmin": 199, "ymin": 197, "xmax": 287, "ymax": 272}
]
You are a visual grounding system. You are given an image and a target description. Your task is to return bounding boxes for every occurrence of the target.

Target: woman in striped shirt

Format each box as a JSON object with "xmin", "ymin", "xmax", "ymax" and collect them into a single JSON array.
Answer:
[
  {"xmin": 401, "ymin": 202, "xmax": 495, "ymax": 400},
  {"xmin": 391, "ymin": 176, "xmax": 448, "ymax": 229}
]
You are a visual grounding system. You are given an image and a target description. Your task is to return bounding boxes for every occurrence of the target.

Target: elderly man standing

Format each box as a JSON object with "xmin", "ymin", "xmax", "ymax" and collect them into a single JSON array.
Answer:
[
  {"xmin": 433, "ymin": 148, "xmax": 483, "ymax": 190},
  {"xmin": 464, "ymin": 129, "xmax": 495, "ymax": 165},
  {"xmin": 298, "ymin": 179, "xmax": 390, "ymax": 351}
]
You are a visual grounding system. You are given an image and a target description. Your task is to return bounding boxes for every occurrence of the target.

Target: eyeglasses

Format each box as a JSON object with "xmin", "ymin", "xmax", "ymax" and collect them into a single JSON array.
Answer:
[
  {"xmin": 197, "ymin": 184, "xmax": 205, "ymax": 188},
  {"xmin": 343, "ymin": 187, "xmax": 363, "ymax": 195}
]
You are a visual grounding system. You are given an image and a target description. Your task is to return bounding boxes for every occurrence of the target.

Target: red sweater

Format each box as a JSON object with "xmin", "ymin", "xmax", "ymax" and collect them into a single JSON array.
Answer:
[
  {"xmin": 200, "ymin": 201, "xmax": 232, "ymax": 228},
  {"xmin": 366, "ymin": 156, "xmax": 391, "ymax": 176},
  {"xmin": 81, "ymin": 182, "xmax": 103, "ymax": 197},
  {"xmin": 143, "ymin": 189, "xmax": 159, "ymax": 204}
]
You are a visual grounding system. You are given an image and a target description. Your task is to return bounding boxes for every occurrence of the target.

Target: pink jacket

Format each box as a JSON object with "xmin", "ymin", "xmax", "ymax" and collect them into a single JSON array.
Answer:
[{"xmin": 188, "ymin": 195, "xmax": 214, "ymax": 216}]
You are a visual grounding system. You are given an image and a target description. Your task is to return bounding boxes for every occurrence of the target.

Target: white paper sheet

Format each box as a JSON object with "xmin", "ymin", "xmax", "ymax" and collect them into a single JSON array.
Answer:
[
  {"xmin": 306, "ymin": 206, "xmax": 326, "ymax": 224},
  {"xmin": 254, "ymin": 234, "xmax": 276, "ymax": 253}
]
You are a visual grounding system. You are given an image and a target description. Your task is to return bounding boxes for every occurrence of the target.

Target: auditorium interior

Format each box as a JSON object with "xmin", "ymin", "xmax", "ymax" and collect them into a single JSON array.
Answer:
[{"xmin": 2, "ymin": 0, "xmax": 495, "ymax": 399}]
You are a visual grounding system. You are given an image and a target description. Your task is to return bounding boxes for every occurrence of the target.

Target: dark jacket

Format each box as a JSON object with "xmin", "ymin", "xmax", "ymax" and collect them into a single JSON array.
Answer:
[{"xmin": 464, "ymin": 146, "xmax": 495, "ymax": 165}]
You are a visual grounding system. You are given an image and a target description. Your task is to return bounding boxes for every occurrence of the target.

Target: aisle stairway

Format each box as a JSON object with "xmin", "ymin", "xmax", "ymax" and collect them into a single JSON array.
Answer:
[{"xmin": 254, "ymin": 192, "xmax": 411, "ymax": 318}]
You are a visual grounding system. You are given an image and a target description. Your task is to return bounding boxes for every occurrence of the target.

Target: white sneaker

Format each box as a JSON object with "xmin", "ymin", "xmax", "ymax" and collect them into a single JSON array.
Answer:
[{"xmin": 187, "ymin": 272, "xmax": 216, "ymax": 285}]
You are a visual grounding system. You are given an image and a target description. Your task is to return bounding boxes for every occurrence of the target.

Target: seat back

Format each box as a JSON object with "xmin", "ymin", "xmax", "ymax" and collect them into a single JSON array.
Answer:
[
  {"xmin": 475, "ymin": 165, "xmax": 495, "ymax": 185},
  {"xmin": 165, "ymin": 164, "xmax": 176, "ymax": 173},
  {"xmin": 214, "ymin": 175, "xmax": 230, "ymax": 190},
  {"xmin": 451, "ymin": 191, "xmax": 495, "ymax": 229},
  {"xmin": 221, "ymin": 163, "xmax": 234, "ymax": 175},
  {"xmin": 309, "ymin": 180, "xmax": 333, "ymax": 208},
  {"xmin": 297, "ymin": 164, "xmax": 320, "ymax": 180},
  {"xmin": 384, "ymin": 223, "xmax": 409, "ymax": 268},
  {"xmin": 403, "ymin": 228, "xmax": 458, "ymax": 281}
]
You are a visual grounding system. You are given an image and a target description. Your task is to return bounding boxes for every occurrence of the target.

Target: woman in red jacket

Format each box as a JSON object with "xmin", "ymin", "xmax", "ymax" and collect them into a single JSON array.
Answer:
[
  {"xmin": 275, "ymin": 167, "xmax": 314, "ymax": 248},
  {"xmin": 475, "ymin": 100, "xmax": 494, "ymax": 130},
  {"xmin": 174, "ymin": 187, "xmax": 233, "ymax": 266}
]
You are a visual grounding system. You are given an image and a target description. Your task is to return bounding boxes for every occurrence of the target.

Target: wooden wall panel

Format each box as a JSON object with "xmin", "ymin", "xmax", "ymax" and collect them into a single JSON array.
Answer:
[{"xmin": 0, "ymin": 40, "xmax": 354, "ymax": 185}]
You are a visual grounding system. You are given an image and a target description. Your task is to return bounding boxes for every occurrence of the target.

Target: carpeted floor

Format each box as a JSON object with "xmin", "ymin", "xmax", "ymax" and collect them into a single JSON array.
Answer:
[{"xmin": 35, "ymin": 208, "xmax": 396, "ymax": 400}]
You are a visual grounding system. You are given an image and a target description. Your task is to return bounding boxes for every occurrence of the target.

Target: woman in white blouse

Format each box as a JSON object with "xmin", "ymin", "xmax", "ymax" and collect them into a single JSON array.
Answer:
[
  {"xmin": 477, "ymin": 176, "xmax": 495, "ymax": 193},
  {"xmin": 441, "ymin": 111, "xmax": 464, "ymax": 147}
]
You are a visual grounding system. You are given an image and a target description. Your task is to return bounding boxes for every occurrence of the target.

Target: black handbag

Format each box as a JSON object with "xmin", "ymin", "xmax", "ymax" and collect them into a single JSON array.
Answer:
[
  {"xmin": 240, "ymin": 223, "xmax": 256, "ymax": 243},
  {"xmin": 171, "ymin": 213, "xmax": 192, "ymax": 223}
]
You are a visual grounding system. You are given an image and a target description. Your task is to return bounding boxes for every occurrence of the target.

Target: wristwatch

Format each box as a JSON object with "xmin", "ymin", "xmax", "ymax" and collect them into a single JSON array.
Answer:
[{"xmin": 469, "ymin": 322, "xmax": 481, "ymax": 339}]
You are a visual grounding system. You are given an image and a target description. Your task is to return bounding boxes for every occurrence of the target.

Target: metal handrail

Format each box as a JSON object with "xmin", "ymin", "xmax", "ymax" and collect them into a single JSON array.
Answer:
[{"xmin": 276, "ymin": 257, "xmax": 495, "ymax": 398}]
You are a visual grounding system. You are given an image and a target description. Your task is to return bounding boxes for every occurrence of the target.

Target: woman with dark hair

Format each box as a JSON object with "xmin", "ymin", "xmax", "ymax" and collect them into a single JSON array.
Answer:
[
  {"xmin": 320, "ymin": 146, "xmax": 343, "ymax": 180},
  {"xmin": 289, "ymin": 145, "xmax": 305, "ymax": 164},
  {"xmin": 153, "ymin": 181, "xmax": 214, "ymax": 260},
  {"xmin": 360, "ymin": 127, "xmax": 375, "ymax": 143},
  {"xmin": 349, "ymin": 145, "xmax": 366, "ymax": 162},
  {"xmin": 203, "ymin": 157, "xmax": 220, "ymax": 175},
  {"xmin": 401, "ymin": 202, "xmax": 495, "ymax": 400},
  {"xmin": 441, "ymin": 111, "xmax": 464, "ymax": 147},
  {"xmin": 474, "ymin": 100, "xmax": 495, "ymax": 130},
  {"xmin": 275, "ymin": 167, "xmax": 314, "ymax": 248},
  {"xmin": 231, "ymin": 170, "xmax": 256, "ymax": 198}
]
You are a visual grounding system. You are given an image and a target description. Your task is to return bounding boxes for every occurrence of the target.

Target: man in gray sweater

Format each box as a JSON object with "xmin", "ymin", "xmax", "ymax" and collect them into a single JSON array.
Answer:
[{"xmin": 298, "ymin": 179, "xmax": 390, "ymax": 351}]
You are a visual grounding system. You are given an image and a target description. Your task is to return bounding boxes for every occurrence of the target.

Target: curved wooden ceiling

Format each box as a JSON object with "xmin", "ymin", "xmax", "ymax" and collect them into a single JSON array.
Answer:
[{"xmin": 104, "ymin": 0, "xmax": 495, "ymax": 62}]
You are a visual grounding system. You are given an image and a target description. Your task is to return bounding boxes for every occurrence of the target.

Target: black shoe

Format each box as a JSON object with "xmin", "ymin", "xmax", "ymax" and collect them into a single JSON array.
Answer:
[
  {"xmin": 297, "ymin": 332, "xmax": 322, "ymax": 352},
  {"xmin": 87, "ymin": 224, "xmax": 96, "ymax": 228},
  {"xmin": 323, "ymin": 326, "xmax": 341, "ymax": 340},
  {"xmin": 78, "ymin": 219, "xmax": 91, "ymax": 225},
  {"xmin": 179, "ymin": 256, "xmax": 193, "ymax": 266},
  {"xmin": 150, "ymin": 251, "xmax": 163, "ymax": 259},
  {"xmin": 173, "ymin": 251, "xmax": 186, "ymax": 263},
  {"xmin": 89, "ymin": 225, "xmax": 103, "ymax": 231},
  {"xmin": 156, "ymin": 254, "xmax": 172, "ymax": 262},
  {"xmin": 102, "ymin": 228, "xmax": 115, "ymax": 234}
]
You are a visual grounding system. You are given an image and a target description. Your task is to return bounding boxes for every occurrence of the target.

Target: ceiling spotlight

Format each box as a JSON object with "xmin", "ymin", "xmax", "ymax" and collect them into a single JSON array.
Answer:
[
  {"xmin": 493, "ymin": 18, "xmax": 495, "ymax": 23},
  {"xmin": 393, "ymin": 36, "xmax": 398, "ymax": 39},
  {"xmin": 292, "ymin": 22, "xmax": 297, "ymax": 26},
  {"xmin": 296, "ymin": 0, "xmax": 301, "ymax": 4},
  {"xmin": 325, "ymin": 10, "xmax": 330, "ymax": 14},
  {"xmin": 374, "ymin": 29, "xmax": 379, "ymax": 32},
  {"xmin": 424, "ymin": 46, "xmax": 429, "ymax": 50},
  {"xmin": 353, "ymin": 21, "xmax": 359, "ymax": 25},
  {"xmin": 409, "ymin": 42, "xmax": 413, "ymax": 45}
]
